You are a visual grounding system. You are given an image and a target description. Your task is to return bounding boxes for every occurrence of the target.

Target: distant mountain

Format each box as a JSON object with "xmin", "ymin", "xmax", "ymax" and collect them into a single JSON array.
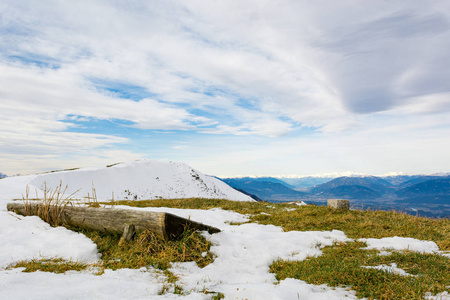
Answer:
[
  {"xmin": 278, "ymin": 177, "xmax": 333, "ymax": 190},
  {"xmin": 380, "ymin": 175, "xmax": 423, "ymax": 186},
  {"xmin": 0, "ymin": 172, "xmax": 7, "ymax": 179},
  {"xmin": 220, "ymin": 178, "xmax": 306, "ymax": 201},
  {"xmin": 397, "ymin": 176, "xmax": 448, "ymax": 188},
  {"xmin": 221, "ymin": 174, "xmax": 450, "ymax": 217},
  {"xmin": 221, "ymin": 176, "xmax": 335, "ymax": 191},
  {"xmin": 313, "ymin": 185, "xmax": 382, "ymax": 200},
  {"xmin": 397, "ymin": 195, "xmax": 450, "ymax": 205},
  {"xmin": 396, "ymin": 178, "xmax": 450, "ymax": 198},
  {"xmin": 223, "ymin": 177, "xmax": 293, "ymax": 187},
  {"xmin": 311, "ymin": 176, "xmax": 393, "ymax": 196}
]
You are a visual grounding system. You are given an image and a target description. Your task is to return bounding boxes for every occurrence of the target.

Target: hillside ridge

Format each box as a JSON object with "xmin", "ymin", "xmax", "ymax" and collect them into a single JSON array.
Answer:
[{"xmin": 3, "ymin": 160, "xmax": 254, "ymax": 202}]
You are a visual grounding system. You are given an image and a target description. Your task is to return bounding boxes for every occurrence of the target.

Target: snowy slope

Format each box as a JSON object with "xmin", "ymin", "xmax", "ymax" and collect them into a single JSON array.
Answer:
[
  {"xmin": 1, "ymin": 162, "xmax": 448, "ymax": 299},
  {"xmin": 2, "ymin": 160, "xmax": 253, "ymax": 202},
  {"xmin": 1, "ymin": 204, "xmax": 446, "ymax": 299}
]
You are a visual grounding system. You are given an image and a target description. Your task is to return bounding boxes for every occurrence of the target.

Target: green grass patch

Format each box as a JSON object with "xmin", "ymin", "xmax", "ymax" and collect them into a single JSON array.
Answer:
[
  {"xmin": 252, "ymin": 204, "xmax": 450, "ymax": 250},
  {"xmin": 101, "ymin": 198, "xmax": 450, "ymax": 299},
  {"xmin": 9, "ymin": 258, "xmax": 88, "ymax": 273},
  {"xmin": 78, "ymin": 226, "xmax": 214, "ymax": 296},
  {"xmin": 271, "ymin": 241, "xmax": 450, "ymax": 300},
  {"xmin": 107, "ymin": 198, "xmax": 290, "ymax": 216},
  {"xmin": 107, "ymin": 198, "xmax": 450, "ymax": 250}
]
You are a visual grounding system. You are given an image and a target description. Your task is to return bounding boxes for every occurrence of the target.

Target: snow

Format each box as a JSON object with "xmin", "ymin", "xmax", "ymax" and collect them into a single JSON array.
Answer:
[
  {"xmin": 286, "ymin": 201, "xmax": 307, "ymax": 206},
  {"xmin": 4, "ymin": 160, "xmax": 253, "ymax": 202},
  {"xmin": 424, "ymin": 291, "xmax": 450, "ymax": 300},
  {"xmin": 359, "ymin": 236, "xmax": 440, "ymax": 254},
  {"xmin": 116, "ymin": 206, "xmax": 356, "ymax": 298},
  {"xmin": 0, "ymin": 214, "xmax": 99, "ymax": 269},
  {"xmin": 0, "ymin": 204, "xmax": 359, "ymax": 299},
  {"xmin": 362, "ymin": 263, "xmax": 416, "ymax": 277},
  {"xmin": 116, "ymin": 206, "xmax": 249, "ymax": 230},
  {"xmin": 0, "ymin": 165, "xmax": 358, "ymax": 299},
  {"xmin": 0, "ymin": 267, "xmax": 196, "ymax": 300},
  {"xmin": 0, "ymin": 161, "xmax": 448, "ymax": 299},
  {"xmin": 169, "ymin": 226, "xmax": 352, "ymax": 299}
]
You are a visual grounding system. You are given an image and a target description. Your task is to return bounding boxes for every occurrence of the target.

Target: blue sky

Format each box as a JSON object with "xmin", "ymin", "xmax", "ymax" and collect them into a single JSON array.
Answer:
[{"xmin": 1, "ymin": 0, "xmax": 450, "ymax": 177}]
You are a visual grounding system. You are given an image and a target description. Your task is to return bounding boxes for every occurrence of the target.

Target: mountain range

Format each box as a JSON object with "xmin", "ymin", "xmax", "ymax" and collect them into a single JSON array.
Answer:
[
  {"xmin": 220, "ymin": 177, "xmax": 307, "ymax": 202},
  {"xmin": 220, "ymin": 175, "xmax": 450, "ymax": 218},
  {"xmin": 2, "ymin": 164, "xmax": 449, "ymax": 217}
]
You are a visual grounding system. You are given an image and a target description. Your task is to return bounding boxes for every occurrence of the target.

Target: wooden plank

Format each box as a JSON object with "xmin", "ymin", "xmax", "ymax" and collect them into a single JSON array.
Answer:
[{"xmin": 7, "ymin": 202, "xmax": 220, "ymax": 240}]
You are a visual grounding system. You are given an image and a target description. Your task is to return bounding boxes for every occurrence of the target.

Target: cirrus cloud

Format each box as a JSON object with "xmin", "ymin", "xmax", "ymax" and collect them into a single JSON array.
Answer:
[{"xmin": 1, "ymin": 0, "xmax": 449, "ymax": 175}]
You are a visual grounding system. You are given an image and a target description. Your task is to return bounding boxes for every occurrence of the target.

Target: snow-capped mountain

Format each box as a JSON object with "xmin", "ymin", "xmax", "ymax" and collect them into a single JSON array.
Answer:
[
  {"xmin": 0, "ymin": 172, "xmax": 7, "ymax": 179},
  {"xmin": 1, "ymin": 160, "xmax": 254, "ymax": 202}
]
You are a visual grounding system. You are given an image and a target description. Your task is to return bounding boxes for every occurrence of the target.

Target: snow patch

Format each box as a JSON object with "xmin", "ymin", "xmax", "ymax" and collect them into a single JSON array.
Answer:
[
  {"xmin": 424, "ymin": 291, "xmax": 450, "ymax": 300},
  {"xmin": 170, "ymin": 223, "xmax": 351, "ymax": 298},
  {"xmin": 359, "ymin": 236, "xmax": 439, "ymax": 254},
  {"xmin": 362, "ymin": 263, "xmax": 416, "ymax": 277},
  {"xmin": 0, "ymin": 213, "xmax": 100, "ymax": 269},
  {"xmin": 0, "ymin": 268, "xmax": 179, "ymax": 300}
]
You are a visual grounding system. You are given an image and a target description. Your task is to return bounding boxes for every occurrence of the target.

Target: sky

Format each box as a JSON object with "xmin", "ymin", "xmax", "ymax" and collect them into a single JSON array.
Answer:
[{"xmin": 1, "ymin": 0, "xmax": 450, "ymax": 177}]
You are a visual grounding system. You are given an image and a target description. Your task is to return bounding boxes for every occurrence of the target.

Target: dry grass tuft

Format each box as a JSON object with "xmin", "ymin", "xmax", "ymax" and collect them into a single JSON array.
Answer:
[
  {"xmin": 84, "ymin": 181, "xmax": 100, "ymax": 208},
  {"xmin": 22, "ymin": 181, "xmax": 78, "ymax": 226},
  {"xmin": 9, "ymin": 258, "xmax": 88, "ymax": 273},
  {"xmin": 78, "ymin": 225, "xmax": 214, "ymax": 272}
]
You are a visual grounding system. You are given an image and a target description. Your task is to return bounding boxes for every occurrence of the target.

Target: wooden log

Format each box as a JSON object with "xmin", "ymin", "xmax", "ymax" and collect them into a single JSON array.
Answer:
[
  {"xmin": 122, "ymin": 224, "xmax": 136, "ymax": 241},
  {"xmin": 7, "ymin": 202, "xmax": 220, "ymax": 240}
]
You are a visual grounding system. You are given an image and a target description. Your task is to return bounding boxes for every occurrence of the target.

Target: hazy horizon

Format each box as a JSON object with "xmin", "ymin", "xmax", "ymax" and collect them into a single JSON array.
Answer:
[{"xmin": 2, "ymin": 160, "xmax": 449, "ymax": 179}]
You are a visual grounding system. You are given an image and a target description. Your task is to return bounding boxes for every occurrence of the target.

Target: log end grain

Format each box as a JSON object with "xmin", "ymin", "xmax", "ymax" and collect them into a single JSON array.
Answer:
[{"xmin": 164, "ymin": 213, "xmax": 221, "ymax": 240}]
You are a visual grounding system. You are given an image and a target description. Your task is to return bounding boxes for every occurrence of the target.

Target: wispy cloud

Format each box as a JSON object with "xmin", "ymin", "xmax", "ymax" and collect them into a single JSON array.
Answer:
[{"xmin": 1, "ymin": 0, "xmax": 449, "ymax": 175}]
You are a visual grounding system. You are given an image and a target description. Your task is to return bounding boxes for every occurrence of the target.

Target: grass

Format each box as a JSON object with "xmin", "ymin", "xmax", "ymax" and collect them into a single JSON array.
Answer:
[
  {"xmin": 9, "ymin": 226, "xmax": 213, "ymax": 296},
  {"xmin": 78, "ymin": 226, "xmax": 214, "ymax": 272},
  {"xmin": 109, "ymin": 198, "xmax": 450, "ymax": 250},
  {"xmin": 108, "ymin": 198, "xmax": 283, "ymax": 214},
  {"xmin": 11, "ymin": 197, "xmax": 450, "ymax": 299},
  {"xmin": 271, "ymin": 242, "xmax": 450, "ymax": 300},
  {"xmin": 251, "ymin": 204, "xmax": 450, "ymax": 250},
  {"xmin": 20, "ymin": 181, "xmax": 78, "ymax": 226},
  {"xmin": 10, "ymin": 258, "xmax": 88, "ymax": 273},
  {"xmin": 102, "ymin": 198, "xmax": 450, "ymax": 299}
]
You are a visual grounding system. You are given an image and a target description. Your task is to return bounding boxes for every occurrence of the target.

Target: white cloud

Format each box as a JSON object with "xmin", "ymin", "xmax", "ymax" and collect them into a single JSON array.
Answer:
[
  {"xmin": 1, "ymin": 0, "xmax": 354, "ymax": 133},
  {"xmin": 0, "ymin": 149, "xmax": 144, "ymax": 176},
  {"xmin": 1, "ymin": 0, "xmax": 450, "ymax": 175}
]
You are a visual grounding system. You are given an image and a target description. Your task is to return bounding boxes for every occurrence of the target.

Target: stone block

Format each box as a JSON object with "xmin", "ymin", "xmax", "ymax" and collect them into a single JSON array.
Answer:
[{"xmin": 327, "ymin": 199, "xmax": 350, "ymax": 210}]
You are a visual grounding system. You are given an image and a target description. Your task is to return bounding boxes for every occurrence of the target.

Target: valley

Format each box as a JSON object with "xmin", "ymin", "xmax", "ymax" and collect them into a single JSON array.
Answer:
[{"xmin": 221, "ymin": 174, "xmax": 450, "ymax": 218}]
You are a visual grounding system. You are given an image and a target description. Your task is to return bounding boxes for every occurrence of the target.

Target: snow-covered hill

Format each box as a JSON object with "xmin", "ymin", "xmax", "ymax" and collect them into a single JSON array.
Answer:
[{"xmin": 0, "ymin": 160, "xmax": 254, "ymax": 202}]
